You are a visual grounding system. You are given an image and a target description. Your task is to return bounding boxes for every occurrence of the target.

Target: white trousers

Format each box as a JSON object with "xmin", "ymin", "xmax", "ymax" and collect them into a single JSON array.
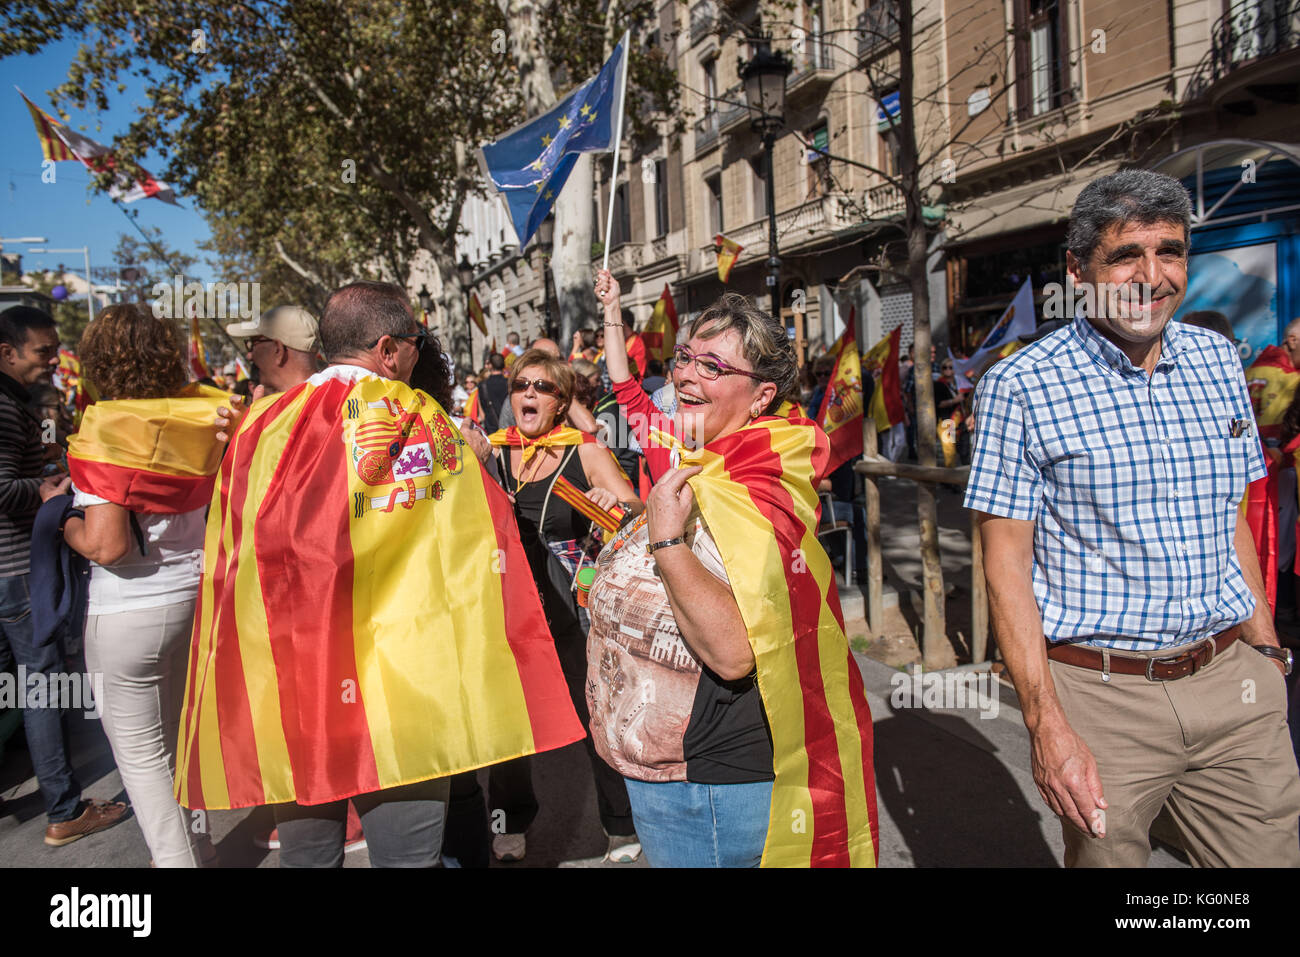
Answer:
[{"xmin": 85, "ymin": 597, "xmax": 212, "ymax": 867}]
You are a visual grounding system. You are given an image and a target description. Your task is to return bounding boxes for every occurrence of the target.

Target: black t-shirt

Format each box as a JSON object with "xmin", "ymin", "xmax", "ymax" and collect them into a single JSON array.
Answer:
[
  {"xmin": 479, "ymin": 374, "xmax": 510, "ymax": 434},
  {"xmin": 683, "ymin": 665, "xmax": 774, "ymax": 783}
]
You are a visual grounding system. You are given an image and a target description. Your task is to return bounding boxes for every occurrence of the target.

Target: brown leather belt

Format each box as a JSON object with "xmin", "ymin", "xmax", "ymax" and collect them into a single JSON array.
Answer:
[{"xmin": 1047, "ymin": 627, "xmax": 1240, "ymax": 681}]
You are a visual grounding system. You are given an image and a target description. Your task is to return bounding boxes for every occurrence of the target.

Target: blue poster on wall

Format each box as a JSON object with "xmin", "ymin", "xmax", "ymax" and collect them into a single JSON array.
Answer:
[{"xmin": 1174, "ymin": 242, "xmax": 1278, "ymax": 365}]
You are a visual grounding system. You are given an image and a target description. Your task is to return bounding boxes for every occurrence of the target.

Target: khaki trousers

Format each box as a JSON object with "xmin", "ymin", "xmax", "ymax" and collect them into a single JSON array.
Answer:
[{"xmin": 1050, "ymin": 638, "xmax": 1300, "ymax": 867}]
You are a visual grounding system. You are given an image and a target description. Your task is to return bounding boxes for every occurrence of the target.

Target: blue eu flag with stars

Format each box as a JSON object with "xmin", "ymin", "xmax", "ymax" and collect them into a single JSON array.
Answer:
[{"xmin": 478, "ymin": 35, "xmax": 627, "ymax": 250}]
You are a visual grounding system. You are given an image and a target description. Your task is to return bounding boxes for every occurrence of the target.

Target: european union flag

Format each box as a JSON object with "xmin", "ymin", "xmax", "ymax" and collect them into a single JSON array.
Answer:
[{"xmin": 478, "ymin": 35, "xmax": 628, "ymax": 250}]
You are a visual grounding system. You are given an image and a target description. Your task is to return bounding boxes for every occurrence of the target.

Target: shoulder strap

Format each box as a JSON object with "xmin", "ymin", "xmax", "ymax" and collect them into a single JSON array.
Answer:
[{"xmin": 538, "ymin": 445, "xmax": 579, "ymax": 536}]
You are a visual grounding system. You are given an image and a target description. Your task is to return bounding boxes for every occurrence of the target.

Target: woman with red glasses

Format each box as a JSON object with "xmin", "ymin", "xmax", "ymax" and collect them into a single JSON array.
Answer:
[
  {"xmin": 586, "ymin": 270, "xmax": 880, "ymax": 868},
  {"xmin": 484, "ymin": 348, "xmax": 643, "ymax": 864}
]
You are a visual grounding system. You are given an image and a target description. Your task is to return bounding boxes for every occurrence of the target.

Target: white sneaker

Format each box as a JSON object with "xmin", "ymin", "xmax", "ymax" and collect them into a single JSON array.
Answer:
[
  {"xmin": 604, "ymin": 834, "xmax": 642, "ymax": 863},
  {"xmin": 492, "ymin": 832, "xmax": 526, "ymax": 862}
]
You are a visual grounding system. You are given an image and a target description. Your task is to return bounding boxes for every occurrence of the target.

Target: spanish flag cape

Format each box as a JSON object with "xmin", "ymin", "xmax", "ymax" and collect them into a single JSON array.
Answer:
[
  {"xmin": 175, "ymin": 367, "xmax": 584, "ymax": 810},
  {"xmin": 612, "ymin": 378, "xmax": 879, "ymax": 867},
  {"xmin": 67, "ymin": 383, "xmax": 228, "ymax": 512}
]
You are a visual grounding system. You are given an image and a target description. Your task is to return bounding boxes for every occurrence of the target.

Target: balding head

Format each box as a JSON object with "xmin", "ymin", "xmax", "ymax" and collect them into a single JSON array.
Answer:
[
  {"xmin": 1284, "ymin": 317, "xmax": 1300, "ymax": 365},
  {"xmin": 529, "ymin": 337, "xmax": 561, "ymax": 359}
]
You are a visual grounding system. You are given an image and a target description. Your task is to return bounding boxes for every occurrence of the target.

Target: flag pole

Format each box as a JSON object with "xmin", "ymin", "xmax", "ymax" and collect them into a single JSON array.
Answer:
[{"xmin": 601, "ymin": 31, "xmax": 631, "ymax": 273}]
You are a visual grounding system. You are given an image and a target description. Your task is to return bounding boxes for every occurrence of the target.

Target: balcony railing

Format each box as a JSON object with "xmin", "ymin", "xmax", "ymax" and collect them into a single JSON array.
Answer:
[
  {"xmin": 696, "ymin": 198, "xmax": 851, "ymax": 273},
  {"xmin": 787, "ymin": 44, "xmax": 836, "ymax": 98},
  {"xmin": 690, "ymin": 0, "xmax": 716, "ymax": 45},
  {"xmin": 866, "ymin": 182, "xmax": 905, "ymax": 218},
  {"xmin": 1184, "ymin": 0, "xmax": 1300, "ymax": 101},
  {"xmin": 594, "ymin": 242, "xmax": 644, "ymax": 276},
  {"xmin": 857, "ymin": 0, "xmax": 901, "ymax": 59},
  {"xmin": 692, "ymin": 83, "xmax": 750, "ymax": 153}
]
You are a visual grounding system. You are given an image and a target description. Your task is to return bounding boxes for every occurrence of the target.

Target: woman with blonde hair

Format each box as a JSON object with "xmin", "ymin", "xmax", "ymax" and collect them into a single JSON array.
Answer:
[
  {"xmin": 484, "ymin": 347, "xmax": 644, "ymax": 863},
  {"xmin": 588, "ymin": 269, "xmax": 879, "ymax": 868},
  {"xmin": 63, "ymin": 304, "xmax": 228, "ymax": 866}
]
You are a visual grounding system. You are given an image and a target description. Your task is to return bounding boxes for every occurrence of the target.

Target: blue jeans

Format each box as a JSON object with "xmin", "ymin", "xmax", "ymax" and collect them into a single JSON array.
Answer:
[
  {"xmin": 623, "ymin": 778, "xmax": 772, "ymax": 867},
  {"xmin": 0, "ymin": 573, "xmax": 82, "ymax": 822}
]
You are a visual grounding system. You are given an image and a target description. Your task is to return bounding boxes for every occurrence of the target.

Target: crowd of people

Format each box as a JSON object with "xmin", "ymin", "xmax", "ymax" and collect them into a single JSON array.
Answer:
[{"xmin": 2, "ymin": 167, "xmax": 1298, "ymax": 869}]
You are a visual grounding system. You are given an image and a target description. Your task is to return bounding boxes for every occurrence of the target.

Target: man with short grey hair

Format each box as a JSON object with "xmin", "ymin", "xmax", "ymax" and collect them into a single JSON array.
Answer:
[{"xmin": 967, "ymin": 168, "xmax": 1300, "ymax": 867}]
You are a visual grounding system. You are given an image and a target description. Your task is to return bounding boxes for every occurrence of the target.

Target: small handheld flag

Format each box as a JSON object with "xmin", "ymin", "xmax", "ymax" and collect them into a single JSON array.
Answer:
[
  {"xmin": 641, "ymin": 284, "xmax": 679, "ymax": 363},
  {"xmin": 863, "ymin": 327, "xmax": 904, "ymax": 431},
  {"xmin": 958, "ymin": 278, "xmax": 1034, "ymax": 379},
  {"xmin": 468, "ymin": 292, "xmax": 487, "ymax": 335},
  {"xmin": 715, "ymin": 234, "xmax": 743, "ymax": 284},
  {"xmin": 188, "ymin": 315, "xmax": 211, "ymax": 380},
  {"xmin": 816, "ymin": 314, "xmax": 865, "ymax": 475}
]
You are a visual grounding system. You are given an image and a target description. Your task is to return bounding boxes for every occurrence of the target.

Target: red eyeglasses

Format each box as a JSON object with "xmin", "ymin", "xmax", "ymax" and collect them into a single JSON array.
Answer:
[{"xmin": 673, "ymin": 345, "xmax": 763, "ymax": 382}]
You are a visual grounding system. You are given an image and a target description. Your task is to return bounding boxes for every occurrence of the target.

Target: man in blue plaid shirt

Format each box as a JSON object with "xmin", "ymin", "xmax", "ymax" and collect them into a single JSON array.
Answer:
[{"xmin": 967, "ymin": 169, "xmax": 1300, "ymax": 867}]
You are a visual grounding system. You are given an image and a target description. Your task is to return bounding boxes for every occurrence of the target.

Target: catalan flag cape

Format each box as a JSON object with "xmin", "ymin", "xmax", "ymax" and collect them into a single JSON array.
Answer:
[
  {"xmin": 614, "ymin": 379, "xmax": 878, "ymax": 866},
  {"xmin": 66, "ymin": 383, "xmax": 227, "ymax": 513},
  {"xmin": 1242, "ymin": 345, "xmax": 1300, "ymax": 612},
  {"xmin": 175, "ymin": 368, "xmax": 584, "ymax": 810},
  {"xmin": 817, "ymin": 316, "xmax": 865, "ymax": 475},
  {"xmin": 715, "ymin": 234, "xmax": 743, "ymax": 284},
  {"xmin": 863, "ymin": 327, "xmax": 904, "ymax": 431}
]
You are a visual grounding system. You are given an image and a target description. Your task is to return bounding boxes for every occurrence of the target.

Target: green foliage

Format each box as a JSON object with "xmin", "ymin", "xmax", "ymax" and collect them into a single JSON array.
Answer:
[{"xmin": 24, "ymin": 271, "xmax": 92, "ymax": 347}]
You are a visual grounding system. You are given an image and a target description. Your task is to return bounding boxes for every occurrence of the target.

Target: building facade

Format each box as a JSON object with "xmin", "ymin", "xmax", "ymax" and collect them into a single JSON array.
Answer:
[{"xmin": 447, "ymin": 0, "xmax": 1300, "ymax": 376}]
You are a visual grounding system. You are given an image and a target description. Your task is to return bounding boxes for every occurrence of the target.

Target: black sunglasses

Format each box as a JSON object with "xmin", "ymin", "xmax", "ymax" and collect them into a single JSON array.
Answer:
[
  {"xmin": 368, "ymin": 329, "xmax": 431, "ymax": 351},
  {"xmin": 511, "ymin": 377, "xmax": 561, "ymax": 396}
]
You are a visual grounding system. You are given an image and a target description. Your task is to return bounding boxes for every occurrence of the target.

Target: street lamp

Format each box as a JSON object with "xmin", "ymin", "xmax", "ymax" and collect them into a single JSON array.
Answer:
[
  {"xmin": 741, "ymin": 38, "xmax": 791, "ymax": 323},
  {"xmin": 536, "ymin": 215, "xmax": 556, "ymax": 341},
  {"xmin": 417, "ymin": 284, "xmax": 433, "ymax": 316},
  {"xmin": 454, "ymin": 255, "xmax": 478, "ymax": 368}
]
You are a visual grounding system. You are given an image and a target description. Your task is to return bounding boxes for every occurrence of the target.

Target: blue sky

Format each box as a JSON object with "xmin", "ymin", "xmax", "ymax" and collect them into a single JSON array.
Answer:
[{"xmin": 0, "ymin": 37, "xmax": 216, "ymax": 283}]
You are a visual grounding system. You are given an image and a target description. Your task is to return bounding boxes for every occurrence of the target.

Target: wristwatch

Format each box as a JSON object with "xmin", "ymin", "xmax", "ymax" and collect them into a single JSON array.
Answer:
[
  {"xmin": 1254, "ymin": 644, "xmax": 1294, "ymax": 676},
  {"xmin": 647, "ymin": 537, "xmax": 686, "ymax": 554}
]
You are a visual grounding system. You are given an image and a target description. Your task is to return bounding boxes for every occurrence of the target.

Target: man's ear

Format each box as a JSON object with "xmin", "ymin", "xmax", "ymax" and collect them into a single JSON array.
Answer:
[{"xmin": 1066, "ymin": 250, "xmax": 1084, "ymax": 285}]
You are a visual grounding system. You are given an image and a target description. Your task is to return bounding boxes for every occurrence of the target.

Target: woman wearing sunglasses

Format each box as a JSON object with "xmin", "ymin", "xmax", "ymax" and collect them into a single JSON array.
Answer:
[
  {"xmin": 483, "ymin": 348, "xmax": 644, "ymax": 864},
  {"xmin": 585, "ymin": 270, "xmax": 879, "ymax": 868}
]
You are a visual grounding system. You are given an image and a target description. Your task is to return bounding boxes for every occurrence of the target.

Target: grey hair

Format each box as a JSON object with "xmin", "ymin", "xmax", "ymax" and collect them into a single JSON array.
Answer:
[
  {"xmin": 1066, "ymin": 169, "xmax": 1192, "ymax": 266},
  {"xmin": 688, "ymin": 292, "xmax": 799, "ymax": 413},
  {"xmin": 320, "ymin": 280, "xmax": 414, "ymax": 361}
]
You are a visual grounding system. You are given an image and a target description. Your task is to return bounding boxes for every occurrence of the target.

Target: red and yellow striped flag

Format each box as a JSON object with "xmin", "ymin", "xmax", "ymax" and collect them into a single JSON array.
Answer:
[
  {"xmin": 468, "ymin": 292, "xmax": 488, "ymax": 335},
  {"xmin": 551, "ymin": 475, "xmax": 627, "ymax": 533},
  {"xmin": 816, "ymin": 316, "xmax": 865, "ymax": 475},
  {"xmin": 188, "ymin": 315, "xmax": 211, "ymax": 380},
  {"xmin": 21, "ymin": 90, "xmax": 75, "ymax": 162},
  {"xmin": 641, "ymin": 284, "xmax": 679, "ymax": 363},
  {"xmin": 175, "ymin": 370, "xmax": 585, "ymax": 810},
  {"xmin": 680, "ymin": 417, "xmax": 879, "ymax": 867},
  {"xmin": 715, "ymin": 234, "xmax": 743, "ymax": 284},
  {"xmin": 863, "ymin": 327, "xmax": 904, "ymax": 431},
  {"xmin": 462, "ymin": 387, "xmax": 482, "ymax": 424},
  {"xmin": 66, "ymin": 383, "xmax": 228, "ymax": 512}
]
